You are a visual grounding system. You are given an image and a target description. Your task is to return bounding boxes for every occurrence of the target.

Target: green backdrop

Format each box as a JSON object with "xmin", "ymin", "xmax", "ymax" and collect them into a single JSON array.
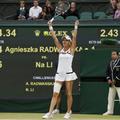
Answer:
[{"xmin": 0, "ymin": 21, "xmax": 120, "ymax": 114}]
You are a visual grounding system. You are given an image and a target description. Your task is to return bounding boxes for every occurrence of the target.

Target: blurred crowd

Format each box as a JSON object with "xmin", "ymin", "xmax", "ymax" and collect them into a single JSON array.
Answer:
[
  {"xmin": 16, "ymin": 0, "xmax": 120, "ymax": 21},
  {"xmin": 107, "ymin": 0, "xmax": 120, "ymax": 19},
  {"xmin": 17, "ymin": 0, "xmax": 79, "ymax": 20}
]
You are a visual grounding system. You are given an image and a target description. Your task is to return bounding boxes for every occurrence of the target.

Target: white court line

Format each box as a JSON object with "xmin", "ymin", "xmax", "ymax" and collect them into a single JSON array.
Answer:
[{"xmin": 0, "ymin": 118, "xmax": 117, "ymax": 120}]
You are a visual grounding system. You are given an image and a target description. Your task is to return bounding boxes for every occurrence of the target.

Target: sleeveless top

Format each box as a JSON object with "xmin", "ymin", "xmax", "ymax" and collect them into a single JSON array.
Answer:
[{"xmin": 57, "ymin": 48, "xmax": 74, "ymax": 74}]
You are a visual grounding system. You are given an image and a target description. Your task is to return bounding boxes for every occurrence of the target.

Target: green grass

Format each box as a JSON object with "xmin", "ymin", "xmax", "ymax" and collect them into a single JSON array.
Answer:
[{"xmin": 0, "ymin": 113, "xmax": 119, "ymax": 120}]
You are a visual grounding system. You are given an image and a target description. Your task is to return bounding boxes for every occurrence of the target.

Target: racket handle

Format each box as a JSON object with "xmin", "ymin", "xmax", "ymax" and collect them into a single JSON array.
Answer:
[{"xmin": 50, "ymin": 18, "xmax": 54, "ymax": 23}]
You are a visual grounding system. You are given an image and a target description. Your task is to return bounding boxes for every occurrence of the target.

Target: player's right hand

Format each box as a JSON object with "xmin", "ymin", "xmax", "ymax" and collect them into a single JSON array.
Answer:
[{"xmin": 48, "ymin": 20, "xmax": 52, "ymax": 26}]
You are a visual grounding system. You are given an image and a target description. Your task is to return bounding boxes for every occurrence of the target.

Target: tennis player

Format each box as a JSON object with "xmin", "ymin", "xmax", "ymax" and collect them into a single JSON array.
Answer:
[{"xmin": 42, "ymin": 20, "xmax": 79, "ymax": 119}]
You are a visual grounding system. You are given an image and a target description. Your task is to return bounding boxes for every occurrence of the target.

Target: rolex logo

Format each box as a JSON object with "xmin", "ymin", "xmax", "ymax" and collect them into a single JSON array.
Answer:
[
  {"xmin": 34, "ymin": 30, "xmax": 41, "ymax": 37},
  {"xmin": 0, "ymin": 46, "xmax": 2, "ymax": 53}
]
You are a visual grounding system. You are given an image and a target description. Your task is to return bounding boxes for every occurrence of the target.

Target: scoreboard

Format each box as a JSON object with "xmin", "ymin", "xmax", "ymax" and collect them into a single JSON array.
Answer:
[{"xmin": 0, "ymin": 21, "xmax": 120, "ymax": 99}]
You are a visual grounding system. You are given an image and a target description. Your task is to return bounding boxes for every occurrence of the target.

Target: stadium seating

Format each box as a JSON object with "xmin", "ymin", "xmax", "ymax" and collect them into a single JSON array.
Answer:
[
  {"xmin": 106, "ymin": 15, "xmax": 113, "ymax": 19},
  {"xmin": 66, "ymin": 16, "xmax": 78, "ymax": 21},
  {"xmin": 55, "ymin": 16, "xmax": 64, "ymax": 21},
  {"xmin": 94, "ymin": 12, "xmax": 106, "ymax": 19},
  {"xmin": 0, "ymin": 0, "xmax": 112, "ymax": 20},
  {"xmin": 80, "ymin": 12, "xmax": 92, "ymax": 20}
]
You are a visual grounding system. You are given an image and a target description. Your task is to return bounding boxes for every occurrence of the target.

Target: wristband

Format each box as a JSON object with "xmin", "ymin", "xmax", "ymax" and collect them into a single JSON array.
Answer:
[
  {"xmin": 74, "ymin": 25, "xmax": 78, "ymax": 30},
  {"xmin": 49, "ymin": 26, "xmax": 53, "ymax": 31}
]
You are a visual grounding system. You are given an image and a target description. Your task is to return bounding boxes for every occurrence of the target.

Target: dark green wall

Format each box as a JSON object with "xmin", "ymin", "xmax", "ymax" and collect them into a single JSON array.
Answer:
[
  {"xmin": 0, "ymin": 82, "xmax": 120, "ymax": 114},
  {"xmin": 0, "ymin": 21, "xmax": 120, "ymax": 114}
]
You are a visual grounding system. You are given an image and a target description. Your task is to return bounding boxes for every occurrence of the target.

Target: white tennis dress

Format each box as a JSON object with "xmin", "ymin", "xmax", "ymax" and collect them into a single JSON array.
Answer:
[{"xmin": 55, "ymin": 48, "xmax": 77, "ymax": 81}]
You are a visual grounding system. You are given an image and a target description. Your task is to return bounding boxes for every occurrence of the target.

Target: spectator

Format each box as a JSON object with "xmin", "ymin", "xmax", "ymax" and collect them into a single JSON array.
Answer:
[
  {"xmin": 63, "ymin": 2, "xmax": 80, "ymax": 19},
  {"xmin": 17, "ymin": 0, "xmax": 28, "ymax": 20},
  {"xmin": 114, "ymin": 2, "xmax": 120, "ymax": 19},
  {"xmin": 45, "ymin": 0, "xmax": 54, "ymax": 20},
  {"xmin": 39, "ymin": 0, "xmax": 54, "ymax": 20},
  {"xmin": 106, "ymin": 0, "xmax": 118, "ymax": 18},
  {"xmin": 39, "ymin": 6, "xmax": 48, "ymax": 20},
  {"xmin": 45, "ymin": 0, "xmax": 51, "ymax": 6},
  {"xmin": 29, "ymin": 0, "xmax": 42, "ymax": 20}
]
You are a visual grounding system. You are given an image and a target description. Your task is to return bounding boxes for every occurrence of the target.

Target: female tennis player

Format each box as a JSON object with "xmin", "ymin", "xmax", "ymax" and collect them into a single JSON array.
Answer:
[{"xmin": 42, "ymin": 20, "xmax": 79, "ymax": 119}]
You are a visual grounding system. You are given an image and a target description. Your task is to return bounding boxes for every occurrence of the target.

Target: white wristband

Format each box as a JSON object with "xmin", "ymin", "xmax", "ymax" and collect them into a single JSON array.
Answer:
[
  {"xmin": 74, "ymin": 25, "xmax": 78, "ymax": 30},
  {"xmin": 49, "ymin": 26, "xmax": 53, "ymax": 31}
]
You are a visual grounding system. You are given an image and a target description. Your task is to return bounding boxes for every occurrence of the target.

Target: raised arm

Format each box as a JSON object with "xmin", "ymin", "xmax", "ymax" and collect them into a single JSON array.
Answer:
[
  {"xmin": 48, "ymin": 21, "xmax": 62, "ymax": 50},
  {"xmin": 70, "ymin": 20, "xmax": 79, "ymax": 54}
]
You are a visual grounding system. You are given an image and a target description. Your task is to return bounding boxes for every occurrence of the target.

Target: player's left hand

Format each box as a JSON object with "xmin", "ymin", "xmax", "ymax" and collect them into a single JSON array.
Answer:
[{"xmin": 75, "ymin": 20, "xmax": 79, "ymax": 26}]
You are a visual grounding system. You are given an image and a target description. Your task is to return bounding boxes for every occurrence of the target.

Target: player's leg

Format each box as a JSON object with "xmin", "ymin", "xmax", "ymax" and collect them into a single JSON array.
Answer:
[
  {"xmin": 64, "ymin": 80, "xmax": 73, "ymax": 119},
  {"xmin": 103, "ymin": 86, "xmax": 116, "ymax": 115},
  {"xmin": 52, "ymin": 82, "xmax": 66, "ymax": 114},
  {"xmin": 66, "ymin": 81, "xmax": 73, "ymax": 112},
  {"xmin": 56, "ymin": 93, "xmax": 61, "ymax": 110},
  {"xmin": 42, "ymin": 81, "xmax": 62, "ymax": 119},
  {"xmin": 52, "ymin": 93, "xmax": 61, "ymax": 114},
  {"xmin": 49, "ymin": 81, "xmax": 63, "ymax": 113}
]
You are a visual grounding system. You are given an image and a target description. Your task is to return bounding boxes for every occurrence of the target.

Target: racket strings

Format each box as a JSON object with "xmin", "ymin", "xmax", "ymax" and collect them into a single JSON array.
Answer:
[{"xmin": 55, "ymin": 1, "xmax": 70, "ymax": 15}]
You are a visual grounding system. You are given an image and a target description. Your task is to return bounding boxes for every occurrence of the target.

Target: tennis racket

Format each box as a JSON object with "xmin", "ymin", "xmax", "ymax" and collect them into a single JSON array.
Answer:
[{"xmin": 50, "ymin": 0, "xmax": 70, "ymax": 22}]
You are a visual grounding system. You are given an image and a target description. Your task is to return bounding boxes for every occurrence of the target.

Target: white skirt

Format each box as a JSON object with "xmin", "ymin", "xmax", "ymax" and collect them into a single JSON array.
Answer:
[{"xmin": 55, "ymin": 72, "xmax": 78, "ymax": 82}]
